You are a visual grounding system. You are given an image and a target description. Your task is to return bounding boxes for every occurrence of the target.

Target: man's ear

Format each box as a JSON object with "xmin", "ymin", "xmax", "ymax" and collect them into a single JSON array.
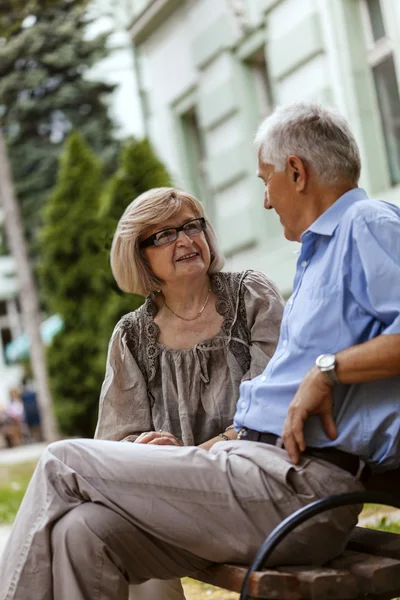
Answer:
[{"xmin": 288, "ymin": 155, "xmax": 306, "ymax": 190}]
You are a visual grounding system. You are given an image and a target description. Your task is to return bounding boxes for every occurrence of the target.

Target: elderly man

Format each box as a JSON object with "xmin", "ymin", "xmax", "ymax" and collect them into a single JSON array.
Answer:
[{"xmin": 1, "ymin": 103, "xmax": 400, "ymax": 600}]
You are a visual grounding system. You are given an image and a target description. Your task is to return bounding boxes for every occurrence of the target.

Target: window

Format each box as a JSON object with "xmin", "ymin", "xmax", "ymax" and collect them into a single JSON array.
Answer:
[
  {"xmin": 365, "ymin": 0, "xmax": 386, "ymax": 42},
  {"xmin": 180, "ymin": 108, "xmax": 214, "ymax": 219},
  {"xmin": 245, "ymin": 48, "xmax": 273, "ymax": 121},
  {"xmin": 361, "ymin": 0, "xmax": 400, "ymax": 185}
]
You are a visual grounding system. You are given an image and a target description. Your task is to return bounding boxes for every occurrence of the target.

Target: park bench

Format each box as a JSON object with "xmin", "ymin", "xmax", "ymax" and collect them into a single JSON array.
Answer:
[{"xmin": 192, "ymin": 468, "xmax": 400, "ymax": 600}]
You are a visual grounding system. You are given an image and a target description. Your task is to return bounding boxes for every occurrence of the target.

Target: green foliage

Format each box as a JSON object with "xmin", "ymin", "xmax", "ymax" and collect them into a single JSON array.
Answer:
[
  {"xmin": 100, "ymin": 137, "xmax": 174, "ymax": 221},
  {"xmin": 0, "ymin": 225, "xmax": 8, "ymax": 256},
  {"xmin": 39, "ymin": 133, "xmax": 174, "ymax": 436},
  {"xmin": 0, "ymin": 0, "xmax": 118, "ymax": 250},
  {"xmin": 98, "ymin": 137, "xmax": 173, "ymax": 345},
  {"xmin": 39, "ymin": 132, "xmax": 108, "ymax": 436},
  {"xmin": 369, "ymin": 517, "xmax": 400, "ymax": 534},
  {"xmin": 0, "ymin": 0, "xmax": 89, "ymax": 37}
]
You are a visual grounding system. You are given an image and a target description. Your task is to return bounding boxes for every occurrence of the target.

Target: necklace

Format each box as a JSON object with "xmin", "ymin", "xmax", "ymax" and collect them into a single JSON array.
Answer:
[{"xmin": 162, "ymin": 288, "xmax": 212, "ymax": 322}]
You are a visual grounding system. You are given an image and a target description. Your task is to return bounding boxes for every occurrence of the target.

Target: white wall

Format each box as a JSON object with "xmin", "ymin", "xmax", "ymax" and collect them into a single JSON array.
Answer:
[{"xmin": 86, "ymin": 1, "xmax": 144, "ymax": 138}]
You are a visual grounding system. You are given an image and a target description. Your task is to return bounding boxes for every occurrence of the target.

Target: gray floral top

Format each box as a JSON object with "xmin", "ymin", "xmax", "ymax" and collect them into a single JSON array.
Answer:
[{"xmin": 95, "ymin": 270, "xmax": 284, "ymax": 446}]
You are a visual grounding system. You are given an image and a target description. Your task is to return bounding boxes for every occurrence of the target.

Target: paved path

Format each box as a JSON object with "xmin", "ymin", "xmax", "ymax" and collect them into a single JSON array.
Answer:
[{"xmin": 0, "ymin": 442, "xmax": 48, "ymax": 465}]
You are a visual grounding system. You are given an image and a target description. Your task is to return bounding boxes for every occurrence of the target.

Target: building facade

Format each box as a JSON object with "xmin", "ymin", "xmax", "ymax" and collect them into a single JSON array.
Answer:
[{"xmin": 127, "ymin": 0, "xmax": 400, "ymax": 294}]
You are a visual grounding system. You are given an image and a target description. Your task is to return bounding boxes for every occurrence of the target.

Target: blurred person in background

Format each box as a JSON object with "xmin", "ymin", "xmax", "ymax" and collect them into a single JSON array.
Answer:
[
  {"xmin": 0, "ymin": 400, "xmax": 21, "ymax": 447},
  {"xmin": 0, "ymin": 390, "xmax": 24, "ymax": 447},
  {"xmin": 20, "ymin": 378, "xmax": 42, "ymax": 442},
  {"xmin": 95, "ymin": 187, "xmax": 284, "ymax": 600}
]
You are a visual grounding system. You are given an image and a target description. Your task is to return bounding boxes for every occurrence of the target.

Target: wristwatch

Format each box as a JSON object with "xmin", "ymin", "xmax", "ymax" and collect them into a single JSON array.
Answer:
[{"xmin": 315, "ymin": 353, "xmax": 339, "ymax": 385}]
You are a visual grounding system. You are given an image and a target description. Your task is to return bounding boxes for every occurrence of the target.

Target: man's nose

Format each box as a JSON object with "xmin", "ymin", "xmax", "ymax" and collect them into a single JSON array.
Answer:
[{"xmin": 264, "ymin": 191, "xmax": 272, "ymax": 210}]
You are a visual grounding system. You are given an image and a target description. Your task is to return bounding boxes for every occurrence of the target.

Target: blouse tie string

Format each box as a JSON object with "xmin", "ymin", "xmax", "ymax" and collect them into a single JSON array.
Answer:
[{"xmin": 193, "ymin": 346, "xmax": 210, "ymax": 384}]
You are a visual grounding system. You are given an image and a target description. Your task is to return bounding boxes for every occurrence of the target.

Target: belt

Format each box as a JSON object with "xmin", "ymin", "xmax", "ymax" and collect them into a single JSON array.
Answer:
[{"xmin": 239, "ymin": 428, "xmax": 371, "ymax": 483}]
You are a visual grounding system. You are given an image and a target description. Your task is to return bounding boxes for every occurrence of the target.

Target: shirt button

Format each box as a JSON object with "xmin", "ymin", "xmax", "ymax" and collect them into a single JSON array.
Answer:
[
  {"xmin": 282, "ymin": 340, "xmax": 288, "ymax": 348},
  {"xmin": 261, "ymin": 375, "xmax": 266, "ymax": 382},
  {"xmin": 287, "ymin": 298, "xmax": 293, "ymax": 306},
  {"xmin": 301, "ymin": 260, "xmax": 308, "ymax": 267},
  {"xmin": 240, "ymin": 401, "xmax": 246, "ymax": 409}
]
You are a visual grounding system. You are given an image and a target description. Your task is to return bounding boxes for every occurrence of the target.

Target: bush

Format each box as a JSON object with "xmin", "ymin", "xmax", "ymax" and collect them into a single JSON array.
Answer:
[{"xmin": 39, "ymin": 132, "xmax": 108, "ymax": 436}]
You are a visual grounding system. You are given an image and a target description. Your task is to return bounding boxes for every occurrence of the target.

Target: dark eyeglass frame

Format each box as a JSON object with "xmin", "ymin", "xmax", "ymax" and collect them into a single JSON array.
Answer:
[{"xmin": 139, "ymin": 217, "xmax": 207, "ymax": 248}]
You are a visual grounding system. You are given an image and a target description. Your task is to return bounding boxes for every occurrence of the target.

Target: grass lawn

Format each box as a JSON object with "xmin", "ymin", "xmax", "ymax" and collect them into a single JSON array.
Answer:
[
  {"xmin": 182, "ymin": 579, "xmax": 238, "ymax": 599},
  {"xmin": 0, "ymin": 461, "xmax": 398, "ymax": 599},
  {"xmin": 0, "ymin": 460, "xmax": 38, "ymax": 525}
]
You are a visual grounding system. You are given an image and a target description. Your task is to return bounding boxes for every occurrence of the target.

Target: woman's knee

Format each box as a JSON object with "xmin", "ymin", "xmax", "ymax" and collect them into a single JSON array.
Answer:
[{"xmin": 46, "ymin": 438, "xmax": 87, "ymax": 464}]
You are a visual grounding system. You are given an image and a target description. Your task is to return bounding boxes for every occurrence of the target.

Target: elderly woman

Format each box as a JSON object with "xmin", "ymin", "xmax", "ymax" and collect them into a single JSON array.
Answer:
[{"xmin": 95, "ymin": 187, "xmax": 284, "ymax": 599}]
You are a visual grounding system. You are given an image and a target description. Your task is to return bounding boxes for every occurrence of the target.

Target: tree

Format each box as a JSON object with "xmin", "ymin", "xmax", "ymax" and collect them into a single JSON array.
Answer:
[
  {"xmin": 98, "ymin": 137, "xmax": 173, "ymax": 346},
  {"xmin": 38, "ymin": 131, "xmax": 109, "ymax": 436},
  {"xmin": 0, "ymin": 0, "xmax": 118, "ymax": 248},
  {"xmin": 0, "ymin": 0, "xmax": 88, "ymax": 37},
  {"xmin": 38, "ymin": 134, "xmax": 174, "ymax": 436},
  {"xmin": 0, "ymin": 0, "xmax": 94, "ymax": 441},
  {"xmin": 0, "ymin": 128, "xmax": 59, "ymax": 441}
]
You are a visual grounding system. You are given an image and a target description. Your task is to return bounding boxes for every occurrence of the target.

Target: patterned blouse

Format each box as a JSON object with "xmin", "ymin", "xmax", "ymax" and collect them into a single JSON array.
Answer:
[{"xmin": 95, "ymin": 270, "xmax": 284, "ymax": 446}]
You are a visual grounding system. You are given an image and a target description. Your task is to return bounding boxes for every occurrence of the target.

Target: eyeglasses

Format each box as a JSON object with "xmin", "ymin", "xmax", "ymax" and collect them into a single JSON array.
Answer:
[{"xmin": 139, "ymin": 218, "xmax": 207, "ymax": 248}]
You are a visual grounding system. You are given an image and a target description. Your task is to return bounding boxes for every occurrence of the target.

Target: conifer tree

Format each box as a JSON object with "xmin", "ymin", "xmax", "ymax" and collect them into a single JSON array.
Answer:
[
  {"xmin": 39, "ymin": 131, "xmax": 108, "ymax": 436},
  {"xmin": 100, "ymin": 138, "xmax": 172, "ymax": 339},
  {"xmin": 0, "ymin": 0, "xmax": 117, "ymax": 249},
  {"xmin": 39, "ymin": 135, "xmax": 173, "ymax": 435},
  {"xmin": 99, "ymin": 137, "xmax": 173, "ymax": 345}
]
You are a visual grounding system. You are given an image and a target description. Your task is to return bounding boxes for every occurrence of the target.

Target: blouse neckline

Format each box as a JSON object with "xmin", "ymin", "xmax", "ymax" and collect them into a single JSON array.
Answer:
[{"xmin": 143, "ymin": 272, "xmax": 236, "ymax": 352}]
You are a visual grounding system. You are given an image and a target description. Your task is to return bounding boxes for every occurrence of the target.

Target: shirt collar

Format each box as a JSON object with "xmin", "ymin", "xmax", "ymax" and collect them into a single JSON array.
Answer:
[{"xmin": 302, "ymin": 188, "xmax": 368, "ymax": 240}]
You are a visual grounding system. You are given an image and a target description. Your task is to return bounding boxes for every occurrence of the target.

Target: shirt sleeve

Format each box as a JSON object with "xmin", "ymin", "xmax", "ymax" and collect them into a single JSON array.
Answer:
[
  {"xmin": 352, "ymin": 212, "xmax": 400, "ymax": 335},
  {"xmin": 241, "ymin": 270, "xmax": 284, "ymax": 381},
  {"xmin": 94, "ymin": 321, "xmax": 152, "ymax": 442}
]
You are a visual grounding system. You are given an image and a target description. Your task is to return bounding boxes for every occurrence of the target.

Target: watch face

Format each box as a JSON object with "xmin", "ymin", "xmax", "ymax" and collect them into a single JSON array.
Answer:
[{"xmin": 316, "ymin": 354, "xmax": 335, "ymax": 369}]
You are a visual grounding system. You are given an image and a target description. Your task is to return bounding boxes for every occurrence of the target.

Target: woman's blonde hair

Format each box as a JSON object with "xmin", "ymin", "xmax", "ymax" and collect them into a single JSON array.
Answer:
[{"xmin": 111, "ymin": 187, "xmax": 225, "ymax": 296}]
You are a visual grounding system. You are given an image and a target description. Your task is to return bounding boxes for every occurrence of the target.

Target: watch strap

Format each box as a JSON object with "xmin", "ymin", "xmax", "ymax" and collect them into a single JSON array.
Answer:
[{"xmin": 322, "ymin": 368, "xmax": 339, "ymax": 385}]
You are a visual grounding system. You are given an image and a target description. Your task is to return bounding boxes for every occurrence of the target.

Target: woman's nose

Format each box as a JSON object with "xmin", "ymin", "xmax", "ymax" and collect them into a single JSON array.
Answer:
[{"xmin": 176, "ymin": 230, "xmax": 193, "ymax": 245}]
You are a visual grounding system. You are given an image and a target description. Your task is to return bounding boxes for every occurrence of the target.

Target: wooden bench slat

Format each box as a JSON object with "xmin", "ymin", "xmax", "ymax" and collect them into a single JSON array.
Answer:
[
  {"xmin": 330, "ymin": 550, "xmax": 400, "ymax": 596},
  {"xmin": 276, "ymin": 564, "xmax": 359, "ymax": 600},
  {"xmin": 192, "ymin": 563, "xmax": 301, "ymax": 599},
  {"xmin": 348, "ymin": 527, "xmax": 400, "ymax": 560}
]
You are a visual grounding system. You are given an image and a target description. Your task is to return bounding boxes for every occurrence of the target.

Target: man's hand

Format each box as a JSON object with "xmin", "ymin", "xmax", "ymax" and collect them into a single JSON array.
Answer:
[
  {"xmin": 282, "ymin": 366, "xmax": 337, "ymax": 464},
  {"xmin": 134, "ymin": 431, "xmax": 183, "ymax": 446}
]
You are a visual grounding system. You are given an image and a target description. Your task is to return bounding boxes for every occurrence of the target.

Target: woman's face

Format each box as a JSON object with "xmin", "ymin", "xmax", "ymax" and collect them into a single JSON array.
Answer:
[{"xmin": 142, "ymin": 206, "xmax": 211, "ymax": 287}]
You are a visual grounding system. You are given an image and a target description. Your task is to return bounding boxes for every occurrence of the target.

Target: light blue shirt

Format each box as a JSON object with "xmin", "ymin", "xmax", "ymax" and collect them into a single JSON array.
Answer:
[{"xmin": 234, "ymin": 188, "xmax": 400, "ymax": 469}]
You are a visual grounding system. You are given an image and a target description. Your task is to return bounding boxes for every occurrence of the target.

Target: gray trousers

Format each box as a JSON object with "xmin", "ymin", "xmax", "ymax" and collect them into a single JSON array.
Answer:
[{"xmin": 0, "ymin": 438, "xmax": 364, "ymax": 600}]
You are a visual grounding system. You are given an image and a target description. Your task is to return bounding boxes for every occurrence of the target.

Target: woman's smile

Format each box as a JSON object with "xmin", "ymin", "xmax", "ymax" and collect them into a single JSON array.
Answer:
[{"xmin": 175, "ymin": 252, "xmax": 200, "ymax": 262}]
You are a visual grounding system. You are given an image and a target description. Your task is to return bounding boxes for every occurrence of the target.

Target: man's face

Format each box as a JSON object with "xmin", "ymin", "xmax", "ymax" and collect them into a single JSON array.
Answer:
[{"xmin": 257, "ymin": 151, "xmax": 302, "ymax": 242}]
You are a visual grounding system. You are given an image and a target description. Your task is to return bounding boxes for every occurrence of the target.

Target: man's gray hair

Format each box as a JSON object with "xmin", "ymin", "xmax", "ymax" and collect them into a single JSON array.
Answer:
[{"xmin": 255, "ymin": 102, "xmax": 361, "ymax": 185}]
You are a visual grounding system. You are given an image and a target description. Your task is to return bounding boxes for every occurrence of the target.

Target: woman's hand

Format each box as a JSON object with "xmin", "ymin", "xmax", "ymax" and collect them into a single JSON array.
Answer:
[
  {"xmin": 199, "ymin": 428, "xmax": 238, "ymax": 451},
  {"xmin": 134, "ymin": 431, "xmax": 183, "ymax": 446}
]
